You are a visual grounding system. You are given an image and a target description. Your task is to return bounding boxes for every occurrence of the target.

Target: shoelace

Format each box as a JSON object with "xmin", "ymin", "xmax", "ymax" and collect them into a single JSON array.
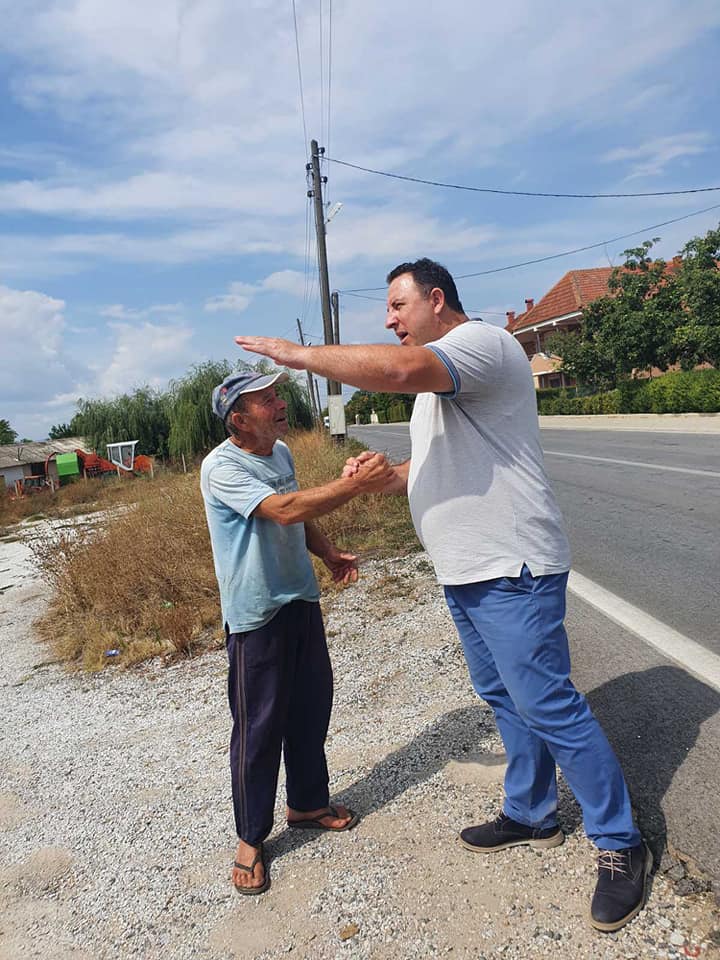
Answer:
[{"xmin": 598, "ymin": 850, "xmax": 629, "ymax": 878}]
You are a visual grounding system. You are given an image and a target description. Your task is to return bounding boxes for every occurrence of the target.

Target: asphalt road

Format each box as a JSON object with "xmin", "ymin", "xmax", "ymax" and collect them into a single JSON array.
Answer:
[{"xmin": 348, "ymin": 422, "xmax": 720, "ymax": 883}]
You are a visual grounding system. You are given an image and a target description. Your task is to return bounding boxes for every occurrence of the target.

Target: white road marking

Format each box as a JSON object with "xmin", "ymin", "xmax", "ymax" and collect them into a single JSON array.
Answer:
[
  {"xmin": 544, "ymin": 450, "xmax": 720, "ymax": 478},
  {"xmin": 568, "ymin": 570, "xmax": 720, "ymax": 693}
]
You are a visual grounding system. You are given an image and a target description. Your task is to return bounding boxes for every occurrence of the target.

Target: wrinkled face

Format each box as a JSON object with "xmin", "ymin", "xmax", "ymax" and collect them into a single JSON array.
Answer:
[
  {"xmin": 231, "ymin": 385, "xmax": 288, "ymax": 446},
  {"xmin": 385, "ymin": 273, "xmax": 443, "ymax": 346}
]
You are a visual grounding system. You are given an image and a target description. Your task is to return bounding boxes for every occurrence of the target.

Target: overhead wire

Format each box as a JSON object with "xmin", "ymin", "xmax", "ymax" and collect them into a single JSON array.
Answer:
[
  {"xmin": 319, "ymin": 0, "xmax": 324, "ymax": 148},
  {"xmin": 324, "ymin": 156, "xmax": 720, "ymax": 200},
  {"xmin": 325, "ymin": 0, "xmax": 333, "ymax": 197},
  {"xmin": 339, "ymin": 200, "xmax": 720, "ymax": 292},
  {"xmin": 291, "ymin": 0, "xmax": 308, "ymax": 156}
]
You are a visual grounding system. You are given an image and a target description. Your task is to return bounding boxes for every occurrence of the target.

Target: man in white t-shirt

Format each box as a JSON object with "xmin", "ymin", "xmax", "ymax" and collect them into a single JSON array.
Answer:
[{"xmin": 236, "ymin": 258, "xmax": 649, "ymax": 932}]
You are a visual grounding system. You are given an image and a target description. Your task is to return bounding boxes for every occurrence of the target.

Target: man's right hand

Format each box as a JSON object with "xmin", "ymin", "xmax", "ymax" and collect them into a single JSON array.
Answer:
[
  {"xmin": 348, "ymin": 453, "xmax": 394, "ymax": 493},
  {"xmin": 342, "ymin": 450, "xmax": 377, "ymax": 479}
]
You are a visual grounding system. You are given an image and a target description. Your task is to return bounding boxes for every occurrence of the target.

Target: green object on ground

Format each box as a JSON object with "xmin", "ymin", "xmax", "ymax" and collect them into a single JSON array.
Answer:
[{"xmin": 55, "ymin": 453, "xmax": 80, "ymax": 477}]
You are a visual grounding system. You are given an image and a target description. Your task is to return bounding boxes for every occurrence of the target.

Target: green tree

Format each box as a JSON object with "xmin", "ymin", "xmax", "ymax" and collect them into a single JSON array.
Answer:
[
  {"xmin": 167, "ymin": 360, "xmax": 233, "ymax": 459},
  {"xmin": 47, "ymin": 422, "xmax": 76, "ymax": 440},
  {"xmin": 0, "ymin": 419, "xmax": 17, "ymax": 444},
  {"xmin": 345, "ymin": 390, "xmax": 375, "ymax": 424},
  {"xmin": 167, "ymin": 359, "xmax": 314, "ymax": 460},
  {"xmin": 672, "ymin": 225, "xmax": 720, "ymax": 369},
  {"xmin": 548, "ymin": 239, "xmax": 681, "ymax": 389},
  {"xmin": 73, "ymin": 387, "xmax": 170, "ymax": 457}
]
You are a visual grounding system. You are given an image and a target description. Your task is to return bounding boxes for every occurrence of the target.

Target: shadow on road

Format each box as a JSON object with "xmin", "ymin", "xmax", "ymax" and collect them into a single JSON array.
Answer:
[{"xmin": 587, "ymin": 664, "xmax": 720, "ymax": 874}]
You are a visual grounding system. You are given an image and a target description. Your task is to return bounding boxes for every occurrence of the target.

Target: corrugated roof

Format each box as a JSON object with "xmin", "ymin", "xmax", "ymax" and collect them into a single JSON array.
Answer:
[
  {"xmin": 0, "ymin": 437, "xmax": 90, "ymax": 471},
  {"xmin": 509, "ymin": 267, "xmax": 614, "ymax": 332}
]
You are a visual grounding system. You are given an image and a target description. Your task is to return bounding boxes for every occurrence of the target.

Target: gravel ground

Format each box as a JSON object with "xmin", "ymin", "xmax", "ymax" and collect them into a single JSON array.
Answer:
[{"xmin": 1, "ymin": 523, "xmax": 719, "ymax": 960}]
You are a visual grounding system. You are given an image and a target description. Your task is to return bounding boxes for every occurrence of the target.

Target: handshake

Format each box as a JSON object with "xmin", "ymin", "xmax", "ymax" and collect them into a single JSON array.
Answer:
[{"xmin": 341, "ymin": 450, "xmax": 406, "ymax": 495}]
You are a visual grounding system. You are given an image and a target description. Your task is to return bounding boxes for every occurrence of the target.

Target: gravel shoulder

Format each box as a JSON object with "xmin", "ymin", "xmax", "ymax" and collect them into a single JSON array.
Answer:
[{"xmin": 1, "ymin": 527, "xmax": 719, "ymax": 960}]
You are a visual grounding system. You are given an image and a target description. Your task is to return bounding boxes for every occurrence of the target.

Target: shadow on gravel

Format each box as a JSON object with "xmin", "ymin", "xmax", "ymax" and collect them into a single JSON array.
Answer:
[
  {"xmin": 587, "ymin": 664, "xmax": 720, "ymax": 875},
  {"xmin": 267, "ymin": 703, "xmax": 495, "ymax": 862}
]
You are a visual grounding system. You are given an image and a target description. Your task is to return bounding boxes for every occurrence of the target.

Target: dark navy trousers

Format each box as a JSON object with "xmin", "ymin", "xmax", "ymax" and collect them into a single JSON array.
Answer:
[{"xmin": 226, "ymin": 599, "xmax": 333, "ymax": 846}]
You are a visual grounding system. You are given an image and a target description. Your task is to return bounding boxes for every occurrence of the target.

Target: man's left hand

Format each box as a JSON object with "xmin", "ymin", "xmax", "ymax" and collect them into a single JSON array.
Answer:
[
  {"xmin": 235, "ymin": 336, "xmax": 309, "ymax": 370},
  {"xmin": 322, "ymin": 545, "xmax": 359, "ymax": 585}
]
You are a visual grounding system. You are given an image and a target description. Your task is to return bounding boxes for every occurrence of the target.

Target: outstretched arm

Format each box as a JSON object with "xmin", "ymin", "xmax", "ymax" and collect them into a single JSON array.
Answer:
[
  {"xmin": 234, "ymin": 337, "xmax": 453, "ymax": 395},
  {"xmin": 252, "ymin": 453, "xmax": 393, "ymax": 526}
]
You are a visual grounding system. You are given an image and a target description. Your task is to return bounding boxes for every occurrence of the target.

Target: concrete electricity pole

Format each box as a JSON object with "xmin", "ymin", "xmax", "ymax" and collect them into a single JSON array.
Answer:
[{"xmin": 308, "ymin": 139, "xmax": 346, "ymax": 439}]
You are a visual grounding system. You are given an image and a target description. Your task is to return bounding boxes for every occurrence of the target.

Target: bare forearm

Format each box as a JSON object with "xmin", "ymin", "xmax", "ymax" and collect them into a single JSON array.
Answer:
[
  {"xmin": 301, "ymin": 343, "xmax": 451, "ymax": 393},
  {"xmin": 305, "ymin": 521, "xmax": 332, "ymax": 558},
  {"xmin": 255, "ymin": 476, "xmax": 367, "ymax": 526},
  {"xmin": 388, "ymin": 459, "xmax": 410, "ymax": 494}
]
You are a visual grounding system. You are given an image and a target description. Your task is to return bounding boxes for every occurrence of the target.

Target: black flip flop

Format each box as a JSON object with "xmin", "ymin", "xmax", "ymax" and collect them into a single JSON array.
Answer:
[
  {"xmin": 233, "ymin": 842, "xmax": 270, "ymax": 895},
  {"xmin": 287, "ymin": 804, "xmax": 359, "ymax": 832}
]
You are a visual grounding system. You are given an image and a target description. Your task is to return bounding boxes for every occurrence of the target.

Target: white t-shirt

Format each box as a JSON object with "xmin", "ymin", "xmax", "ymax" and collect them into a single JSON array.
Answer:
[{"xmin": 407, "ymin": 320, "xmax": 571, "ymax": 585}]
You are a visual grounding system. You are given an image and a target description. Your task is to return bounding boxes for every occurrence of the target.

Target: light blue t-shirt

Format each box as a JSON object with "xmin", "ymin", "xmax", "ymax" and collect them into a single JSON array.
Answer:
[{"xmin": 200, "ymin": 438, "xmax": 319, "ymax": 633}]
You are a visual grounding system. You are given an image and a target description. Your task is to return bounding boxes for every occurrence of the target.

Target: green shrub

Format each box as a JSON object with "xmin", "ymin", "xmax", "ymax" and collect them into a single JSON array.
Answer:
[{"xmin": 539, "ymin": 369, "xmax": 719, "ymax": 415}]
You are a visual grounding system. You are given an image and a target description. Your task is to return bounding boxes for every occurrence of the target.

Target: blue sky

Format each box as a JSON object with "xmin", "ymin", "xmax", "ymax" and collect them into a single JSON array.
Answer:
[{"xmin": 1, "ymin": 0, "xmax": 720, "ymax": 439}]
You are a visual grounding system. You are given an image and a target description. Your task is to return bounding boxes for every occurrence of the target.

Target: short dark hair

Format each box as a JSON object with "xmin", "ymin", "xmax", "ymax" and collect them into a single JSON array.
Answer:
[{"xmin": 386, "ymin": 258, "xmax": 464, "ymax": 314}]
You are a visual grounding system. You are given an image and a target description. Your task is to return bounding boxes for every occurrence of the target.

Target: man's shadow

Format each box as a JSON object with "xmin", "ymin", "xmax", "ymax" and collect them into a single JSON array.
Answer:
[
  {"xmin": 269, "ymin": 665, "xmax": 720, "ymax": 882},
  {"xmin": 586, "ymin": 664, "xmax": 720, "ymax": 874},
  {"xmin": 268, "ymin": 703, "xmax": 495, "ymax": 860}
]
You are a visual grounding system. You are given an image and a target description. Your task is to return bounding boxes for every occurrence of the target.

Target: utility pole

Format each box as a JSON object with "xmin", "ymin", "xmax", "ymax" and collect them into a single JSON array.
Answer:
[
  {"xmin": 308, "ymin": 139, "xmax": 345, "ymax": 439},
  {"xmin": 296, "ymin": 318, "xmax": 319, "ymax": 422},
  {"xmin": 331, "ymin": 290, "xmax": 340, "ymax": 347}
]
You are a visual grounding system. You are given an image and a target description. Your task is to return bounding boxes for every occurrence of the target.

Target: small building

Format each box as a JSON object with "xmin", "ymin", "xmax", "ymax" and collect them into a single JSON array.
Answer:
[
  {"xmin": 506, "ymin": 267, "xmax": 614, "ymax": 389},
  {"xmin": 0, "ymin": 437, "xmax": 90, "ymax": 491}
]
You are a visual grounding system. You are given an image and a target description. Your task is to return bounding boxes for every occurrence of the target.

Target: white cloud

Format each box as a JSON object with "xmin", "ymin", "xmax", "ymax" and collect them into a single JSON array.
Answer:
[
  {"xmin": 601, "ymin": 133, "xmax": 712, "ymax": 179},
  {"xmin": 204, "ymin": 293, "xmax": 251, "ymax": 314},
  {"xmin": 100, "ymin": 302, "xmax": 183, "ymax": 320},
  {"xmin": 100, "ymin": 321, "xmax": 195, "ymax": 393},
  {"xmin": 0, "ymin": 284, "xmax": 80, "ymax": 403},
  {"xmin": 261, "ymin": 270, "xmax": 307, "ymax": 298}
]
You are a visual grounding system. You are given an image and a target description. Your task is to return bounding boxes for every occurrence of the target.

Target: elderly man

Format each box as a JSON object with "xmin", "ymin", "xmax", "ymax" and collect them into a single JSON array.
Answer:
[
  {"xmin": 235, "ymin": 258, "xmax": 649, "ymax": 931},
  {"xmin": 200, "ymin": 369, "xmax": 392, "ymax": 895}
]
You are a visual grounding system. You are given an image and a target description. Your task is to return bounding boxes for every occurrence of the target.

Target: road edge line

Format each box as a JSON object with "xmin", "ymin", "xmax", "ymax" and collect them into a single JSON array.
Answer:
[{"xmin": 568, "ymin": 570, "xmax": 720, "ymax": 693}]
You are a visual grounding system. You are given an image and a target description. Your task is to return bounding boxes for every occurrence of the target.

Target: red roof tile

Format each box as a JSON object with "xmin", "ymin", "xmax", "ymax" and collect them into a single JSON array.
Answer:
[{"xmin": 509, "ymin": 267, "xmax": 614, "ymax": 332}]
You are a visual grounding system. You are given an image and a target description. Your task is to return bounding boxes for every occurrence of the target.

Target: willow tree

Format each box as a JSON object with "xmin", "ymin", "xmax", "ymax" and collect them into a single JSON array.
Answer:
[
  {"xmin": 167, "ymin": 359, "xmax": 314, "ymax": 461},
  {"xmin": 74, "ymin": 387, "xmax": 170, "ymax": 457}
]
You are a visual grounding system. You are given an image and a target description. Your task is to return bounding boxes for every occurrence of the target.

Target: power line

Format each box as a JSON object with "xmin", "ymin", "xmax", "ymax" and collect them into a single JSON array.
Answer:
[
  {"xmin": 291, "ymin": 0, "xmax": 308, "ymax": 156},
  {"xmin": 325, "ymin": 155, "xmax": 720, "ymax": 200},
  {"xmin": 339, "ymin": 201, "xmax": 720, "ymax": 291},
  {"xmin": 455, "ymin": 202, "xmax": 720, "ymax": 279},
  {"xmin": 326, "ymin": 0, "xmax": 333, "ymax": 169},
  {"xmin": 319, "ymin": 0, "xmax": 324, "ymax": 147}
]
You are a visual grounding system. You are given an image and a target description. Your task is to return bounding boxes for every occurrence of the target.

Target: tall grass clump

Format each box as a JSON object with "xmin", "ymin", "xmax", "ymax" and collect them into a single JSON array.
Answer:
[
  {"xmin": 36, "ymin": 430, "xmax": 419, "ymax": 670},
  {"xmin": 36, "ymin": 474, "xmax": 220, "ymax": 671}
]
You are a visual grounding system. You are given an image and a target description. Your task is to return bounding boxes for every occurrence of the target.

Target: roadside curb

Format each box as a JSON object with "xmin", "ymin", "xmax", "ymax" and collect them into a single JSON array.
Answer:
[{"xmin": 539, "ymin": 413, "xmax": 720, "ymax": 433}]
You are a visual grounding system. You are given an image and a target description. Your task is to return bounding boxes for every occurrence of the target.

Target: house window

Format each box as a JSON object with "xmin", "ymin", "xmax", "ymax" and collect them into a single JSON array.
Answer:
[{"xmin": 548, "ymin": 375, "xmax": 562, "ymax": 388}]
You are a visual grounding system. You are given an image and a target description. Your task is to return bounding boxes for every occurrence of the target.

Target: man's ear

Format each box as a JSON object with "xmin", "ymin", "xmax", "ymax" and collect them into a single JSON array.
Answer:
[
  {"xmin": 429, "ymin": 286, "xmax": 445, "ymax": 314},
  {"xmin": 228, "ymin": 410, "xmax": 246, "ymax": 433}
]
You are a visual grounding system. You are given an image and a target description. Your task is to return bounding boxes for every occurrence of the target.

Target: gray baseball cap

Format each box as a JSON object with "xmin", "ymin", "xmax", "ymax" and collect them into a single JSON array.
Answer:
[{"xmin": 212, "ymin": 370, "xmax": 289, "ymax": 421}]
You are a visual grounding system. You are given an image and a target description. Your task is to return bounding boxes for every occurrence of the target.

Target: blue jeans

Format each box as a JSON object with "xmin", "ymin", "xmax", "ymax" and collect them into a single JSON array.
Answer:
[{"xmin": 444, "ymin": 566, "xmax": 640, "ymax": 850}]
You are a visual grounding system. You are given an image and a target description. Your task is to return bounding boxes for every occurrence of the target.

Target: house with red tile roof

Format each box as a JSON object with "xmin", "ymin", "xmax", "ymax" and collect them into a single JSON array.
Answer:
[{"xmin": 505, "ymin": 267, "xmax": 614, "ymax": 389}]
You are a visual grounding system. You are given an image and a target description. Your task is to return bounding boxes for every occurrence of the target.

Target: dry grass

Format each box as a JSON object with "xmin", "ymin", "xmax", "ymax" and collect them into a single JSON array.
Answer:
[
  {"xmin": 35, "ymin": 431, "xmax": 419, "ymax": 670},
  {"xmin": 0, "ymin": 474, "xmax": 143, "ymax": 531},
  {"xmin": 35, "ymin": 474, "xmax": 220, "ymax": 671}
]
